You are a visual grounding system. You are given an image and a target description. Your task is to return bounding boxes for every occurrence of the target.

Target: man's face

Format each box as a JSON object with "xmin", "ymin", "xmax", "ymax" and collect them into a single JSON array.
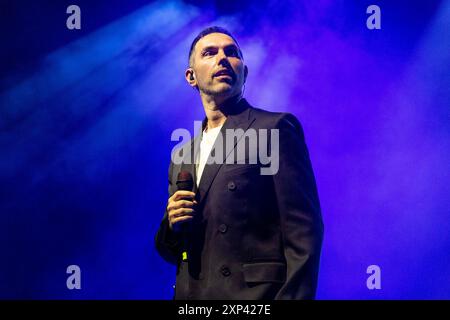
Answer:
[{"xmin": 188, "ymin": 33, "xmax": 247, "ymax": 99}]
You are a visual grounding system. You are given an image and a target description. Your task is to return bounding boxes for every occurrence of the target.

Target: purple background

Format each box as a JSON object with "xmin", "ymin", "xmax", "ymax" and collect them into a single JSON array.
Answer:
[{"xmin": 1, "ymin": 0, "xmax": 449, "ymax": 299}]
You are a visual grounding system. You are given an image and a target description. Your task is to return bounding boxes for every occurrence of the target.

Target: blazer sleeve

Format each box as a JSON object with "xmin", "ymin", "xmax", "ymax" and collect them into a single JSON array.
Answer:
[
  {"xmin": 154, "ymin": 161, "xmax": 182, "ymax": 265},
  {"xmin": 272, "ymin": 113, "xmax": 324, "ymax": 300}
]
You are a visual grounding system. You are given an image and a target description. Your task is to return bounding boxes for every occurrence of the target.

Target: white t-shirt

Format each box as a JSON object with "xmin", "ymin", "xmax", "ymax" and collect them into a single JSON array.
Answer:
[{"xmin": 196, "ymin": 124, "xmax": 224, "ymax": 186}]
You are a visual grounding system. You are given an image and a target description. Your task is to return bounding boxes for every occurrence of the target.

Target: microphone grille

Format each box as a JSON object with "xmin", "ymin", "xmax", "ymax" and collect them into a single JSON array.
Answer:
[{"xmin": 176, "ymin": 170, "xmax": 194, "ymax": 191}]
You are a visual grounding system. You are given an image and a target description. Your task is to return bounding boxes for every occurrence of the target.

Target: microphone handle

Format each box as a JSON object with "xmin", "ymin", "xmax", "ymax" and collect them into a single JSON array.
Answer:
[{"xmin": 180, "ymin": 195, "xmax": 193, "ymax": 262}]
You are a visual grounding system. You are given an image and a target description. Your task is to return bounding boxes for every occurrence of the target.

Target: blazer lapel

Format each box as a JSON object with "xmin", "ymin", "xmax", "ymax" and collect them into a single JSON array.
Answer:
[
  {"xmin": 179, "ymin": 133, "xmax": 201, "ymax": 194},
  {"xmin": 196, "ymin": 99, "xmax": 255, "ymax": 205}
]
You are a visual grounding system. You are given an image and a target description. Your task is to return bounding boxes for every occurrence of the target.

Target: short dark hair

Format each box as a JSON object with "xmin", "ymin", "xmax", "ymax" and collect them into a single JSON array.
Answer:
[{"xmin": 188, "ymin": 26, "xmax": 243, "ymax": 66}]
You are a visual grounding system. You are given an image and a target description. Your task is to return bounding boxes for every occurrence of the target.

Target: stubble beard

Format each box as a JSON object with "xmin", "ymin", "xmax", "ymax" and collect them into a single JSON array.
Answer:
[{"xmin": 200, "ymin": 79, "xmax": 236, "ymax": 98}]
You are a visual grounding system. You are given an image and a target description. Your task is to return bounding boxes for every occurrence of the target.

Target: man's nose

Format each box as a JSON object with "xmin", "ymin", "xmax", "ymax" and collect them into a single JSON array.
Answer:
[{"xmin": 217, "ymin": 50, "xmax": 230, "ymax": 66}]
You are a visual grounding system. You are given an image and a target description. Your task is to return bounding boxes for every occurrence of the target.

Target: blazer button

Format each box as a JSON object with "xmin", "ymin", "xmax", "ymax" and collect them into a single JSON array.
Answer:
[
  {"xmin": 227, "ymin": 181, "xmax": 236, "ymax": 191},
  {"xmin": 219, "ymin": 224, "xmax": 228, "ymax": 233},
  {"xmin": 220, "ymin": 265, "xmax": 231, "ymax": 277}
]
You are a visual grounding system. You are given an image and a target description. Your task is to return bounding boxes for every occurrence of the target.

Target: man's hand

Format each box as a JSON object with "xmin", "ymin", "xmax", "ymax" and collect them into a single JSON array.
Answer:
[{"xmin": 166, "ymin": 191, "xmax": 197, "ymax": 232}]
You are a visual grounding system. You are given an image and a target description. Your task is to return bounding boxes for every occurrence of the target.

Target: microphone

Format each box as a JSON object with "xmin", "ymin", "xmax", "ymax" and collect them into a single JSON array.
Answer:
[
  {"xmin": 176, "ymin": 170, "xmax": 194, "ymax": 262},
  {"xmin": 176, "ymin": 170, "xmax": 194, "ymax": 193}
]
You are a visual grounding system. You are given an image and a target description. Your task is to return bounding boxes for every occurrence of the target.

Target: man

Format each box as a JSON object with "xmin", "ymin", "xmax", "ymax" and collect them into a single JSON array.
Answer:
[{"xmin": 155, "ymin": 26, "xmax": 324, "ymax": 300}]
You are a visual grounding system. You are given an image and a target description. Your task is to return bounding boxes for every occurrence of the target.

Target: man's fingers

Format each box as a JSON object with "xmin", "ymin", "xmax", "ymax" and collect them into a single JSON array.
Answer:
[
  {"xmin": 167, "ymin": 200, "xmax": 196, "ymax": 213},
  {"xmin": 171, "ymin": 200, "xmax": 196, "ymax": 211},
  {"xmin": 170, "ymin": 191, "xmax": 196, "ymax": 202},
  {"xmin": 166, "ymin": 191, "xmax": 197, "ymax": 226},
  {"xmin": 169, "ymin": 208, "xmax": 195, "ymax": 219}
]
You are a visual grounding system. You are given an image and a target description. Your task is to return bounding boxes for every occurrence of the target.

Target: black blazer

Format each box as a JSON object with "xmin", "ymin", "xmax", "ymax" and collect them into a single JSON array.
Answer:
[{"xmin": 155, "ymin": 99, "xmax": 324, "ymax": 300}]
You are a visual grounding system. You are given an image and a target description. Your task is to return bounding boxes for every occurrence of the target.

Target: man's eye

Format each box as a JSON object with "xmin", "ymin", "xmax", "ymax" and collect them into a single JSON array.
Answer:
[
  {"xmin": 226, "ymin": 48, "xmax": 239, "ymax": 57},
  {"xmin": 203, "ymin": 50, "xmax": 214, "ymax": 56}
]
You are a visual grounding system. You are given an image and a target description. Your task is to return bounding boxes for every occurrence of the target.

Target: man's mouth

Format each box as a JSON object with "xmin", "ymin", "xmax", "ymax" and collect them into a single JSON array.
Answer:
[{"xmin": 213, "ymin": 69, "xmax": 234, "ymax": 79}]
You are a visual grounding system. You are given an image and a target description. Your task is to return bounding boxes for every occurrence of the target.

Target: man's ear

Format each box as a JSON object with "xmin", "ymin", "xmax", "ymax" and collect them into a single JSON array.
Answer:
[
  {"xmin": 185, "ymin": 68, "xmax": 197, "ymax": 88},
  {"xmin": 243, "ymin": 65, "xmax": 248, "ymax": 84}
]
